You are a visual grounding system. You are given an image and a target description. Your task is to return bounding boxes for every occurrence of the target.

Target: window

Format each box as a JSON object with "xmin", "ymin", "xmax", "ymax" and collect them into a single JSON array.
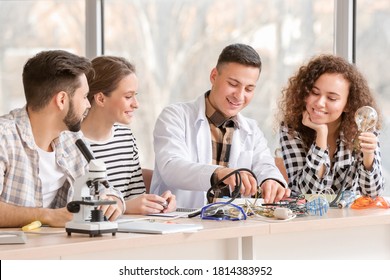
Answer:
[
  {"xmin": 0, "ymin": 0, "xmax": 85, "ymax": 112},
  {"xmin": 356, "ymin": 0, "xmax": 390, "ymax": 194},
  {"xmin": 103, "ymin": 0, "xmax": 334, "ymax": 167}
]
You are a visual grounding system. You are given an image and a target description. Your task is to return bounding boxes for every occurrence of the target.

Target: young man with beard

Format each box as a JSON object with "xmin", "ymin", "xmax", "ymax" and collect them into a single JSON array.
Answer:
[{"xmin": 0, "ymin": 50, "xmax": 124, "ymax": 228}]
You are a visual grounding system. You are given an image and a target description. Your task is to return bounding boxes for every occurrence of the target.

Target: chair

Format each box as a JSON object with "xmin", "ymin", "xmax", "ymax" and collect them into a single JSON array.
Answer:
[{"xmin": 142, "ymin": 168, "xmax": 153, "ymax": 194}]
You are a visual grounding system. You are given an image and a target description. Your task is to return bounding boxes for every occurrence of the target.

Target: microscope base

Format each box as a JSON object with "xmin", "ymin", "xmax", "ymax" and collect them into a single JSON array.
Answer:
[{"xmin": 65, "ymin": 221, "xmax": 118, "ymax": 237}]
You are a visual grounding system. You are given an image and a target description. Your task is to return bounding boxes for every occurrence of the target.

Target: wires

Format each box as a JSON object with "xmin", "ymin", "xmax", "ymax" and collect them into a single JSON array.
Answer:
[
  {"xmin": 189, "ymin": 168, "xmax": 258, "ymax": 218},
  {"xmin": 206, "ymin": 168, "xmax": 258, "ymax": 204},
  {"xmin": 248, "ymin": 194, "xmax": 307, "ymax": 218}
]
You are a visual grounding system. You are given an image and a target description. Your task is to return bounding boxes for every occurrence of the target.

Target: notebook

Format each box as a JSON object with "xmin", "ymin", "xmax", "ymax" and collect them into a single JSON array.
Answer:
[
  {"xmin": 117, "ymin": 221, "xmax": 203, "ymax": 234},
  {"xmin": 0, "ymin": 231, "xmax": 27, "ymax": 244}
]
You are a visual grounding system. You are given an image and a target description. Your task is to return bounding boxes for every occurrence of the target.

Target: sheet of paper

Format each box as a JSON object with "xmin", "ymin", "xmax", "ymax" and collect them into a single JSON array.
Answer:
[{"xmin": 147, "ymin": 207, "xmax": 201, "ymax": 218}]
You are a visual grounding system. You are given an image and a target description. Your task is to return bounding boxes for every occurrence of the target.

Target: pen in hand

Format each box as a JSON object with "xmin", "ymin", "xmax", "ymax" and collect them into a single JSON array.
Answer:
[{"xmin": 160, "ymin": 200, "xmax": 168, "ymax": 209}]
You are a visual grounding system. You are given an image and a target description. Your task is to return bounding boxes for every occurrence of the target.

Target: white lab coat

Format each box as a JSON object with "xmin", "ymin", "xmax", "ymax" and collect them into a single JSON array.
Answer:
[{"xmin": 150, "ymin": 95, "xmax": 286, "ymax": 208}]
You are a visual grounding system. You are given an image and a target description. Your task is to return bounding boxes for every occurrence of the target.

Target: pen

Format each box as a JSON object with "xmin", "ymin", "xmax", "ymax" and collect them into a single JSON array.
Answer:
[
  {"xmin": 160, "ymin": 200, "xmax": 168, "ymax": 209},
  {"xmin": 22, "ymin": 220, "xmax": 42, "ymax": 231}
]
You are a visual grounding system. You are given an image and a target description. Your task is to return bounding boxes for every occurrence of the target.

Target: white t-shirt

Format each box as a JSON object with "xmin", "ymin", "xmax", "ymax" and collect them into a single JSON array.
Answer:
[{"xmin": 38, "ymin": 148, "xmax": 67, "ymax": 207}]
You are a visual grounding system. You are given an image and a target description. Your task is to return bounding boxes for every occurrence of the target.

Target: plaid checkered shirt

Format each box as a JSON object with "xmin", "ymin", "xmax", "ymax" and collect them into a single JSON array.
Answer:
[
  {"xmin": 205, "ymin": 94, "xmax": 239, "ymax": 197},
  {"xmin": 0, "ymin": 107, "xmax": 124, "ymax": 209},
  {"xmin": 279, "ymin": 124, "xmax": 384, "ymax": 197}
]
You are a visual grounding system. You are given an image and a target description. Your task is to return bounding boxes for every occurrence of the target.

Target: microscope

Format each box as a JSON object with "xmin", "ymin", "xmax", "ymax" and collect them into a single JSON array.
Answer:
[{"xmin": 65, "ymin": 139, "xmax": 118, "ymax": 237}]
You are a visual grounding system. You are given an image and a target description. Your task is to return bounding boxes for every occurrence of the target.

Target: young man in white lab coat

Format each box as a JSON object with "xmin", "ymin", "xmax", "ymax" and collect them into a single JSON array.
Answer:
[{"xmin": 151, "ymin": 43, "xmax": 290, "ymax": 208}]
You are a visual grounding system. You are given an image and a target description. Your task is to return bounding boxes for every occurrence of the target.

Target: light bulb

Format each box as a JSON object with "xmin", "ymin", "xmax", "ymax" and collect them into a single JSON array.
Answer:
[{"xmin": 355, "ymin": 106, "xmax": 378, "ymax": 132}]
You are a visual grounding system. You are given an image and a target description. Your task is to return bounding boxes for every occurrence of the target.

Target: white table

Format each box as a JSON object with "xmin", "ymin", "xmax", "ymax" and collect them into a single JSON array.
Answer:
[{"xmin": 1, "ymin": 208, "xmax": 390, "ymax": 260}]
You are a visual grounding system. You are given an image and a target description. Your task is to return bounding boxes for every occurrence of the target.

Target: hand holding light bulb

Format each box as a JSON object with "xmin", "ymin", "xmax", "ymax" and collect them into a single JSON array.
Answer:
[
  {"xmin": 354, "ymin": 106, "xmax": 378, "ymax": 152},
  {"xmin": 355, "ymin": 106, "xmax": 378, "ymax": 133}
]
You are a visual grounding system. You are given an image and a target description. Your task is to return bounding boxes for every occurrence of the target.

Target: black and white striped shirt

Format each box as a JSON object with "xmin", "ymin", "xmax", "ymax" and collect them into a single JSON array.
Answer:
[
  {"xmin": 279, "ymin": 124, "xmax": 384, "ymax": 197},
  {"xmin": 86, "ymin": 125, "xmax": 145, "ymax": 200}
]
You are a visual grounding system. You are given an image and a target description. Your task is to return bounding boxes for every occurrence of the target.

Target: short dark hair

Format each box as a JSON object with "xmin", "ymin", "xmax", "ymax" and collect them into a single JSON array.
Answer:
[
  {"xmin": 22, "ymin": 50, "xmax": 92, "ymax": 111},
  {"xmin": 86, "ymin": 56, "xmax": 136, "ymax": 103},
  {"xmin": 216, "ymin": 43, "xmax": 262, "ymax": 72}
]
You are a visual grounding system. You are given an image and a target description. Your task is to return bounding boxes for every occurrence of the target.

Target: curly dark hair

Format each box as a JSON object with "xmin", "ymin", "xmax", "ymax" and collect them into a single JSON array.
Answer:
[{"xmin": 277, "ymin": 54, "xmax": 382, "ymax": 150}]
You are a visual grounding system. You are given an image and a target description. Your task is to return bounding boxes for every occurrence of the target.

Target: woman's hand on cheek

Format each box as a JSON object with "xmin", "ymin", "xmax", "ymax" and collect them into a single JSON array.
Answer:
[{"xmin": 302, "ymin": 110, "xmax": 327, "ymax": 135}]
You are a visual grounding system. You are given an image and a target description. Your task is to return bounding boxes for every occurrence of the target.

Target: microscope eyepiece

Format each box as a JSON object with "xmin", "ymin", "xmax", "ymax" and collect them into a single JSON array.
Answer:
[{"xmin": 76, "ymin": 139, "xmax": 95, "ymax": 162}]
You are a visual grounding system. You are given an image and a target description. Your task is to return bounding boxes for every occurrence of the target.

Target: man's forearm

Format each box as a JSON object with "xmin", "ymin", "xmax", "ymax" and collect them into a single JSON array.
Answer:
[{"xmin": 0, "ymin": 201, "xmax": 45, "ymax": 227}]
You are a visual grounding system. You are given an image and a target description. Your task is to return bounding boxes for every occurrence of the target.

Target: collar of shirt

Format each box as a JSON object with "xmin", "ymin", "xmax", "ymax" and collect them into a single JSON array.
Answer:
[
  {"xmin": 204, "ymin": 92, "xmax": 239, "ymax": 129},
  {"xmin": 10, "ymin": 106, "xmax": 36, "ymax": 149}
]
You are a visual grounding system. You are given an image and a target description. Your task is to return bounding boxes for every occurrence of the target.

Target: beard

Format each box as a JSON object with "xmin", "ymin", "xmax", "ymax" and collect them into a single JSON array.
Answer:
[{"xmin": 63, "ymin": 99, "xmax": 82, "ymax": 132}]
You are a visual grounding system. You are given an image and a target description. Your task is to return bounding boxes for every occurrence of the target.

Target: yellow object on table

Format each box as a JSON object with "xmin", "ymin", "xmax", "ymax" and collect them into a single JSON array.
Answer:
[{"xmin": 22, "ymin": 221, "xmax": 42, "ymax": 231}]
